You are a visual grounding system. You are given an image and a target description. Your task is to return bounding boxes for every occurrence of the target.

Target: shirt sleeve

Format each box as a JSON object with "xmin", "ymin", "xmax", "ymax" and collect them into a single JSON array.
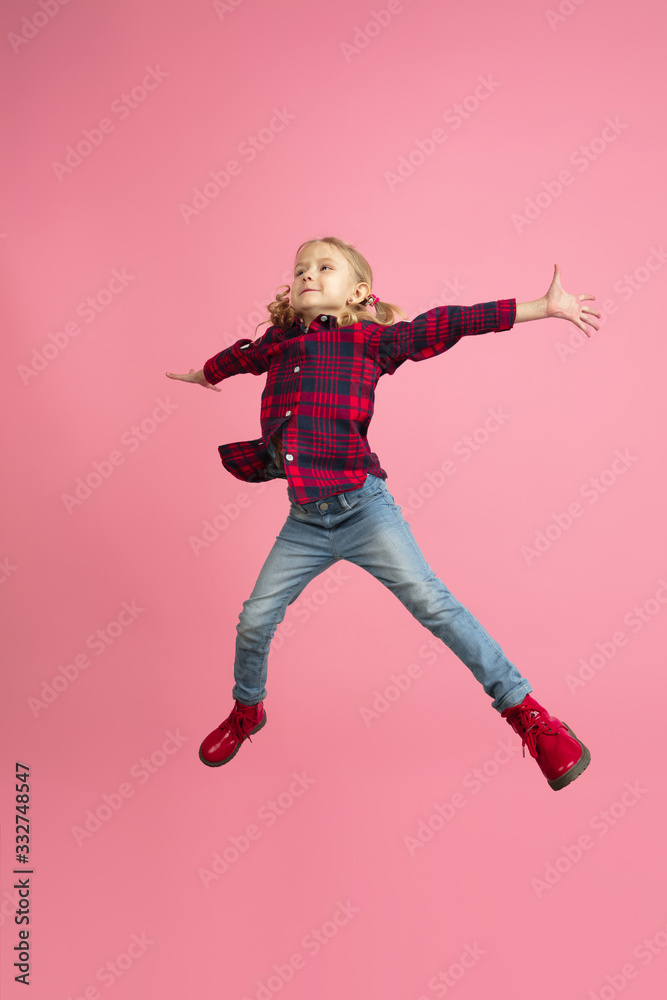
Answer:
[
  {"xmin": 376, "ymin": 299, "xmax": 516, "ymax": 375},
  {"xmin": 202, "ymin": 326, "xmax": 286, "ymax": 384}
]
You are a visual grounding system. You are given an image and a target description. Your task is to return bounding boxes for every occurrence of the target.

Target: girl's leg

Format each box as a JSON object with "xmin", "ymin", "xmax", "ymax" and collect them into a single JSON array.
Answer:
[
  {"xmin": 232, "ymin": 509, "xmax": 338, "ymax": 704},
  {"xmin": 337, "ymin": 479, "xmax": 531, "ymax": 712}
]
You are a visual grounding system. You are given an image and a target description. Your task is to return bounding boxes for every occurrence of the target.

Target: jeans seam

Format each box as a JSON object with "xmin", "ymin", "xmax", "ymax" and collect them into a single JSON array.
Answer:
[{"xmin": 383, "ymin": 492, "xmax": 402, "ymax": 520}]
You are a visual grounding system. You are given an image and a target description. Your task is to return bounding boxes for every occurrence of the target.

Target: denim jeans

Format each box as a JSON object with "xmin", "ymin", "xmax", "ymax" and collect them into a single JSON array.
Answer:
[{"xmin": 232, "ymin": 474, "xmax": 532, "ymax": 713}]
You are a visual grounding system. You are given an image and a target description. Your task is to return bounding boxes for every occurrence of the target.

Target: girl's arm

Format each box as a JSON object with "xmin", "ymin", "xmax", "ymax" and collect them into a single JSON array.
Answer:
[
  {"xmin": 515, "ymin": 264, "xmax": 600, "ymax": 336},
  {"xmin": 166, "ymin": 326, "xmax": 283, "ymax": 390}
]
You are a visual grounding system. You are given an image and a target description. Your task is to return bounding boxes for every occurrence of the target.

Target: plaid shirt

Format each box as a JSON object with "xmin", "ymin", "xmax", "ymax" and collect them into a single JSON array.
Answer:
[{"xmin": 202, "ymin": 299, "xmax": 516, "ymax": 502}]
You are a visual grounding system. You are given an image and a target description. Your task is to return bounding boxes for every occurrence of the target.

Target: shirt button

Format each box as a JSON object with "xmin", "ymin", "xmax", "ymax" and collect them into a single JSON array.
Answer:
[
  {"xmin": 286, "ymin": 409, "xmax": 291, "ymax": 416},
  {"xmin": 294, "ymin": 366, "xmax": 300, "ymax": 373},
  {"xmin": 319, "ymin": 315, "xmax": 327, "ymax": 322},
  {"xmin": 285, "ymin": 454, "xmax": 293, "ymax": 462}
]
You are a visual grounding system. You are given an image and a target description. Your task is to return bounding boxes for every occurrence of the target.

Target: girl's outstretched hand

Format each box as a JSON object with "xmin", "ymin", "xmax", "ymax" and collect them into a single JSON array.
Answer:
[
  {"xmin": 165, "ymin": 368, "xmax": 222, "ymax": 392},
  {"xmin": 545, "ymin": 264, "xmax": 601, "ymax": 336}
]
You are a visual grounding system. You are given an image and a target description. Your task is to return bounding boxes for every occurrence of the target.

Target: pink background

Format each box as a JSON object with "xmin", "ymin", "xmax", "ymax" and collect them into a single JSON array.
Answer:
[{"xmin": 2, "ymin": 0, "xmax": 666, "ymax": 997}]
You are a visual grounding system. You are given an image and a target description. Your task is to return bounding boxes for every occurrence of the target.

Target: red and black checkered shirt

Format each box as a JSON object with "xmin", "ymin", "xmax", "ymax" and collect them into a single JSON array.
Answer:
[{"xmin": 202, "ymin": 299, "xmax": 516, "ymax": 503}]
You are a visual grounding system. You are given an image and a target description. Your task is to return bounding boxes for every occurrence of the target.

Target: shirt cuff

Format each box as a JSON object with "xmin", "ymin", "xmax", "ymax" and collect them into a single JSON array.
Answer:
[
  {"xmin": 497, "ymin": 298, "xmax": 516, "ymax": 331},
  {"xmin": 202, "ymin": 357, "xmax": 224, "ymax": 385}
]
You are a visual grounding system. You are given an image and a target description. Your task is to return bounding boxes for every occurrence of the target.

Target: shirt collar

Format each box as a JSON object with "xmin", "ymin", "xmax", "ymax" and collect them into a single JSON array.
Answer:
[{"xmin": 292, "ymin": 312, "xmax": 334, "ymax": 333}]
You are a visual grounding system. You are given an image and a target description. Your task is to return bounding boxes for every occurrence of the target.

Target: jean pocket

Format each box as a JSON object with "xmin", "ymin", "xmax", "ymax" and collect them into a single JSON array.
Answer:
[
  {"xmin": 345, "ymin": 484, "xmax": 385, "ymax": 514},
  {"xmin": 288, "ymin": 502, "xmax": 309, "ymax": 520},
  {"xmin": 381, "ymin": 487, "xmax": 403, "ymax": 521}
]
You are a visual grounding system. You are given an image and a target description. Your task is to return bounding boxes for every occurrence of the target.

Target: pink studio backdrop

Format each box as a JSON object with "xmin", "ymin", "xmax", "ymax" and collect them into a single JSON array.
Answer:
[{"xmin": 2, "ymin": 0, "xmax": 666, "ymax": 997}]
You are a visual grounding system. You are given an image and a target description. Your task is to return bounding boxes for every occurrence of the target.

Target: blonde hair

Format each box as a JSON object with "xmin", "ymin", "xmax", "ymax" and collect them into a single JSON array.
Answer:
[{"xmin": 252, "ymin": 235, "xmax": 407, "ymax": 338}]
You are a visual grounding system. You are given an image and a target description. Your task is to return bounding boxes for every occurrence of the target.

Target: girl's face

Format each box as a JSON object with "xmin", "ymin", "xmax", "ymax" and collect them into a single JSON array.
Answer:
[{"xmin": 290, "ymin": 242, "xmax": 369, "ymax": 325}]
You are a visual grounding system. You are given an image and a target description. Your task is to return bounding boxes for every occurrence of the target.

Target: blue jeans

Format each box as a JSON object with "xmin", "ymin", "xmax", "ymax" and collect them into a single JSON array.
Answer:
[{"xmin": 232, "ymin": 474, "xmax": 532, "ymax": 713}]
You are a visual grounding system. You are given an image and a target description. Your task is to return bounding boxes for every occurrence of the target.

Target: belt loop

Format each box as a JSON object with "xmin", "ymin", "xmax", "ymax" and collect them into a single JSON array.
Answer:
[{"xmin": 338, "ymin": 490, "xmax": 351, "ymax": 510}]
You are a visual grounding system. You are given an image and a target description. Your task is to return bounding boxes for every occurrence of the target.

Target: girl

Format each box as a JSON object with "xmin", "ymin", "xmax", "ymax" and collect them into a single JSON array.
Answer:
[{"xmin": 166, "ymin": 236, "xmax": 599, "ymax": 789}]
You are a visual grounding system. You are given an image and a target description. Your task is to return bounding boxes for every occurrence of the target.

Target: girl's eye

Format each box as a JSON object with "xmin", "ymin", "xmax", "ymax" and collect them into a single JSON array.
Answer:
[{"xmin": 295, "ymin": 265, "xmax": 331, "ymax": 276}]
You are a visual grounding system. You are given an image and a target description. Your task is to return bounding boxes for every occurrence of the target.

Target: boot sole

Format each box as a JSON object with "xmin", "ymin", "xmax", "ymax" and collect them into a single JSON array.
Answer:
[
  {"xmin": 548, "ymin": 723, "xmax": 591, "ymax": 791},
  {"xmin": 198, "ymin": 712, "xmax": 267, "ymax": 768}
]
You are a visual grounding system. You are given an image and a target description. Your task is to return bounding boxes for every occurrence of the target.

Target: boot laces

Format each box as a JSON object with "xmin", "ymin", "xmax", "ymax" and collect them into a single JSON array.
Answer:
[
  {"xmin": 221, "ymin": 704, "xmax": 258, "ymax": 745},
  {"xmin": 510, "ymin": 708, "xmax": 557, "ymax": 759}
]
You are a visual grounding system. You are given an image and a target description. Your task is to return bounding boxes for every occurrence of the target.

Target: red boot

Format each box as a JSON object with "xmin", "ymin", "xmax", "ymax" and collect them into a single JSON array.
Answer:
[
  {"xmin": 501, "ymin": 694, "xmax": 590, "ymax": 790},
  {"xmin": 199, "ymin": 700, "xmax": 266, "ymax": 767}
]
